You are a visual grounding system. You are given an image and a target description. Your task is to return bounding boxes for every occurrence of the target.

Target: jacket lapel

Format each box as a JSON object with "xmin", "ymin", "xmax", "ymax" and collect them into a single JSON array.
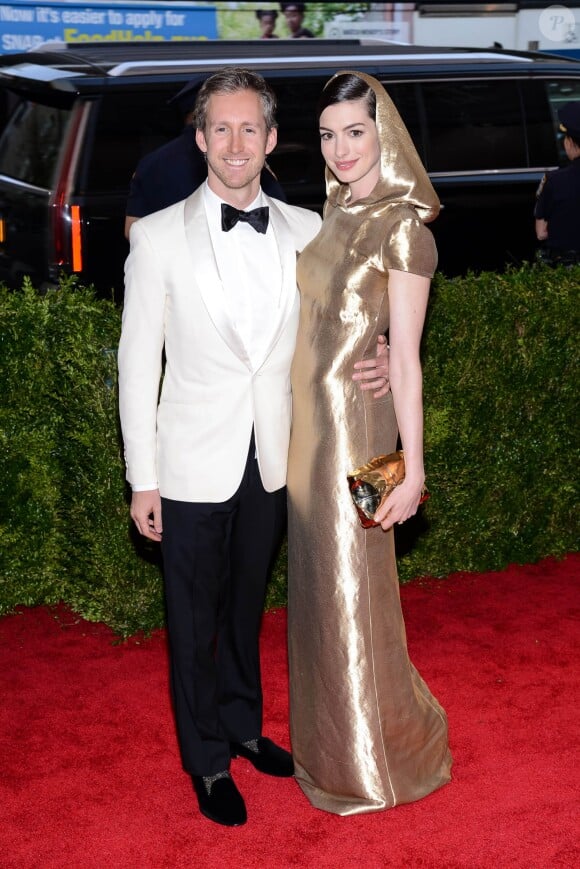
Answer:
[
  {"xmin": 183, "ymin": 189, "xmax": 252, "ymax": 367},
  {"xmin": 252, "ymin": 196, "xmax": 300, "ymax": 371}
]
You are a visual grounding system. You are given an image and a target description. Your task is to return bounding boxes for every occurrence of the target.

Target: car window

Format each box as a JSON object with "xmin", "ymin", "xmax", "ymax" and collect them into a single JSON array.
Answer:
[
  {"xmin": 521, "ymin": 79, "xmax": 558, "ymax": 168},
  {"xmin": 0, "ymin": 100, "xmax": 72, "ymax": 188},
  {"xmin": 383, "ymin": 81, "xmax": 425, "ymax": 163},
  {"xmin": 268, "ymin": 78, "xmax": 427, "ymax": 197},
  {"xmin": 80, "ymin": 88, "xmax": 181, "ymax": 195},
  {"xmin": 267, "ymin": 77, "xmax": 324, "ymax": 188},
  {"xmin": 420, "ymin": 79, "xmax": 526, "ymax": 172}
]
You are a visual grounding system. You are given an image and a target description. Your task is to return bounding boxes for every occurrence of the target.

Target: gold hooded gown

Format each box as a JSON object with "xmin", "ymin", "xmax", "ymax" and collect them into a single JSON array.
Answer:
[{"xmin": 287, "ymin": 71, "xmax": 452, "ymax": 815}]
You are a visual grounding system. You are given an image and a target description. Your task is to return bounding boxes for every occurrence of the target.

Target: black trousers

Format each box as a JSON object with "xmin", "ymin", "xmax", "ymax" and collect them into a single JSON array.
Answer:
[{"xmin": 161, "ymin": 439, "xmax": 287, "ymax": 776}]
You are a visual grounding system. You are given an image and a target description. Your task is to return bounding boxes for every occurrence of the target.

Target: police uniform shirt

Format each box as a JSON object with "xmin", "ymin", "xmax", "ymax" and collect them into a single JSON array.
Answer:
[
  {"xmin": 126, "ymin": 127, "xmax": 200, "ymax": 217},
  {"xmin": 534, "ymin": 156, "xmax": 580, "ymax": 252},
  {"xmin": 126, "ymin": 125, "xmax": 286, "ymax": 219}
]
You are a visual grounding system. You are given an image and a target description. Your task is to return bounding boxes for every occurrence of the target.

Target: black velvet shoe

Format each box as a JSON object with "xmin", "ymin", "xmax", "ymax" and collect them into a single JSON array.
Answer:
[
  {"xmin": 230, "ymin": 737, "xmax": 294, "ymax": 777},
  {"xmin": 191, "ymin": 774, "xmax": 247, "ymax": 827}
]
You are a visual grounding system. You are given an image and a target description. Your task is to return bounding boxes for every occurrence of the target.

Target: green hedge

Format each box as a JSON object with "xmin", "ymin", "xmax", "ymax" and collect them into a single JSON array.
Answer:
[
  {"xmin": 1, "ymin": 268, "xmax": 578, "ymax": 636},
  {"xmin": 401, "ymin": 265, "xmax": 579, "ymax": 578},
  {"xmin": 0, "ymin": 278, "xmax": 164, "ymax": 637}
]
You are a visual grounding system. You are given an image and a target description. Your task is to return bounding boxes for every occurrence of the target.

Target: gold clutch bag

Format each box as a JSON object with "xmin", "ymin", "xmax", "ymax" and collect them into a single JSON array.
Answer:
[{"xmin": 347, "ymin": 450, "xmax": 428, "ymax": 529}]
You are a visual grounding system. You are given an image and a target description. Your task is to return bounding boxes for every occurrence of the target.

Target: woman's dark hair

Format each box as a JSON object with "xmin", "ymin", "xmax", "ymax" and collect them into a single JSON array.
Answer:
[
  {"xmin": 256, "ymin": 9, "xmax": 278, "ymax": 20},
  {"xmin": 317, "ymin": 74, "xmax": 376, "ymax": 122}
]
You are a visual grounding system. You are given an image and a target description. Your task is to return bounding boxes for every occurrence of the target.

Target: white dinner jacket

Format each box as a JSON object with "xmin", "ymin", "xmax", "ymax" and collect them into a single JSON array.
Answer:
[{"xmin": 118, "ymin": 186, "xmax": 321, "ymax": 503}]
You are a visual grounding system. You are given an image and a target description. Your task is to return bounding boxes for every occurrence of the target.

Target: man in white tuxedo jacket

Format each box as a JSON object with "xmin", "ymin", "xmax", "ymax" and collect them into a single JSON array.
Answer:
[
  {"xmin": 119, "ymin": 68, "xmax": 322, "ymax": 828},
  {"xmin": 119, "ymin": 68, "xmax": 388, "ymax": 828}
]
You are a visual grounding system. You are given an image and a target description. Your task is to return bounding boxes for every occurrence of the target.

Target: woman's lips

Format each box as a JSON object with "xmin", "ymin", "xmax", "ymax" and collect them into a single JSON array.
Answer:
[{"xmin": 335, "ymin": 160, "xmax": 357, "ymax": 171}]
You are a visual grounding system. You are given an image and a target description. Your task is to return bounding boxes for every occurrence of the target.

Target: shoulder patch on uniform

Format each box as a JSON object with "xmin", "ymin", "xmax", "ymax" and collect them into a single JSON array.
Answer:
[{"xmin": 535, "ymin": 174, "xmax": 548, "ymax": 199}]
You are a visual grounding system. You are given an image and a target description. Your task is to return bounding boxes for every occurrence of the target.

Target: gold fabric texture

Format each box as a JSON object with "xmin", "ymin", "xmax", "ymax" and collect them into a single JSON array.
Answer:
[{"xmin": 287, "ymin": 71, "xmax": 452, "ymax": 815}]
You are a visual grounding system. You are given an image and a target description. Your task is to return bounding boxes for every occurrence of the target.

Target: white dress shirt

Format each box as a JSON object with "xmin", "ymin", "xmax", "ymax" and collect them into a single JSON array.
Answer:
[{"xmin": 203, "ymin": 182, "xmax": 282, "ymax": 370}]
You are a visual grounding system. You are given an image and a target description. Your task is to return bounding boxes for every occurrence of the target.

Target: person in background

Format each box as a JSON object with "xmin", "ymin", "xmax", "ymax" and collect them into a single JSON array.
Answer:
[
  {"xmin": 256, "ymin": 9, "xmax": 279, "ymax": 39},
  {"xmin": 534, "ymin": 101, "xmax": 580, "ymax": 266},
  {"xmin": 287, "ymin": 70, "xmax": 452, "ymax": 815},
  {"xmin": 280, "ymin": 2, "xmax": 314, "ymax": 38},
  {"xmin": 124, "ymin": 77, "xmax": 286, "ymax": 240},
  {"xmin": 119, "ymin": 67, "xmax": 389, "ymax": 830}
]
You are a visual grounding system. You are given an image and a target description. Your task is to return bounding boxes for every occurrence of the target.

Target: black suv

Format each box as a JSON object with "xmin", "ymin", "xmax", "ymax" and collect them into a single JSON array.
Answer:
[{"xmin": 1, "ymin": 39, "xmax": 580, "ymax": 298}]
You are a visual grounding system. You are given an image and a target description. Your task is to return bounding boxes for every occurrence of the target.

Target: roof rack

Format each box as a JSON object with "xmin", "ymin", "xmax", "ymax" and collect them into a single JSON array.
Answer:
[
  {"xmin": 0, "ymin": 38, "xmax": 572, "ymax": 87},
  {"xmin": 8, "ymin": 38, "xmax": 542, "ymax": 66}
]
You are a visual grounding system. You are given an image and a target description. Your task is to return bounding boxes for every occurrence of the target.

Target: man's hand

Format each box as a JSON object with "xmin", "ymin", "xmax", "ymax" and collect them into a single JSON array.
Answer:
[
  {"xmin": 130, "ymin": 489, "xmax": 163, "ymax": 541},
  {"xmin": 352, "ymin": 333, "xmax": 390, "ymax": 398},
  {"xmin": 535, "ymin": 218, "xmax": 548, "ymax": 242}
]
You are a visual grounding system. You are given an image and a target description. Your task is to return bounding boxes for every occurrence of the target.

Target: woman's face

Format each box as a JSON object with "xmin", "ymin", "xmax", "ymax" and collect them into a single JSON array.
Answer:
[
  {"xmin": 319, "ymin": 97, "xmax": 381, "ymax": 201},
  {"xmin": 259, "ymin": 14, "xmax": 276, "ymax": 36}
]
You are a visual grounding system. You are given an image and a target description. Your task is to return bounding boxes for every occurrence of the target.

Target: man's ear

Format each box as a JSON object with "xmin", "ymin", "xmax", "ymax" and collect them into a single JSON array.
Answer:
[
  {"xmin": 265, "ymin": 127, "xmax": 278, "ymax": 157},
  {"xmin": 195, "ymin": 127, "xmax": 207, "ymax": 154}
]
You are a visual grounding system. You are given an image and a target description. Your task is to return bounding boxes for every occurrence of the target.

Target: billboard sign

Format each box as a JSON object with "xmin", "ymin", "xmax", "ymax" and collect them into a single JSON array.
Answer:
[{"xmin": 0, "ymin": 0, "xmax": 217, "ymax": 53}]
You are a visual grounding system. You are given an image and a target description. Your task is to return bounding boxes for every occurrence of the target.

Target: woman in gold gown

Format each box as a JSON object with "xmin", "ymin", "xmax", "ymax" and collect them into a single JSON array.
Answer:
[{"xmin": 287, "ymin": 71, "xmax": 452, "ymax": 815}]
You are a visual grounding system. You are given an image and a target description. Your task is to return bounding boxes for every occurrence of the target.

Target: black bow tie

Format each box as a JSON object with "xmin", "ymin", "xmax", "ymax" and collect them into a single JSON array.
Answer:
[{"xmin": 221, "ymin": 203, "xmax": 269, "ymax": 234}]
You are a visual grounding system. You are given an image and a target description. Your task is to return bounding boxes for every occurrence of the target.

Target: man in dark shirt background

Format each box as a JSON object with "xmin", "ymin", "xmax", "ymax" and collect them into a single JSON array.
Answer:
[
  {"xmin": 279, "ymin": 2, "xmax": 314, "ymax": 38},
  {"xmin": 125, "ymin": 78, "xmax": 286, "ymax": 239},
  {"xmin": 535, "ymin": 101, "xmax": 580, "ymax": 265}
]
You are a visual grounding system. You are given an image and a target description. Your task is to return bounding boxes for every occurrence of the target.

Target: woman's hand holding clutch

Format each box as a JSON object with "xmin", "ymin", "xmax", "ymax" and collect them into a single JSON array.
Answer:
[
  {"xmin": 373, "ymin": 475, "xmax": 426, "ymax": 531},
  {"xmin": 347, "ymin": 451, "xmax": 428, "ymax": 530}
]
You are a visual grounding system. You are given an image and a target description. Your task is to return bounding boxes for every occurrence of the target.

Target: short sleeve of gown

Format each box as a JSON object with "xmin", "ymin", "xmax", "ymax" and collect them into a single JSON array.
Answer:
[{"xmin": 382, "ymin": 213, "xmax": 438, "ymax": 278}]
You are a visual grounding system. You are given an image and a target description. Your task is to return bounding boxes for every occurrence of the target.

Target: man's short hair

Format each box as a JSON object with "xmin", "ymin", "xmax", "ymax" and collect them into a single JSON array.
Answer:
[{"xmin": 192, "ymin": 68, "xmax": 278, "ymax": 133}]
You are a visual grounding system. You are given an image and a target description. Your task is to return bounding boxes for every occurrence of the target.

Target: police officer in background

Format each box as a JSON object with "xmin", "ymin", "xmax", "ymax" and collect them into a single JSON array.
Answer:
[
  {"xmin": 124, "ymin": 78, "xmax": 286, "ymax": 239},
  {"xmin": 534, "ymin": 101, "xmax": 580, "ymax": 266}
]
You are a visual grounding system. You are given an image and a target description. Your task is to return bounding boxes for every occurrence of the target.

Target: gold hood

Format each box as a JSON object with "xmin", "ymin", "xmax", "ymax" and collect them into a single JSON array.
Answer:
[{"xmin": 323, "ymin": 70, "xmax": 440, "ymax": 224}]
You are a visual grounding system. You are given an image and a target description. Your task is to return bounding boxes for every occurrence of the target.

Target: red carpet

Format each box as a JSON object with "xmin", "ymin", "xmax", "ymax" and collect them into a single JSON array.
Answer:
[{"xmin": 1, "ymin": 555, "xmax": 578, "ymax": 868}]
